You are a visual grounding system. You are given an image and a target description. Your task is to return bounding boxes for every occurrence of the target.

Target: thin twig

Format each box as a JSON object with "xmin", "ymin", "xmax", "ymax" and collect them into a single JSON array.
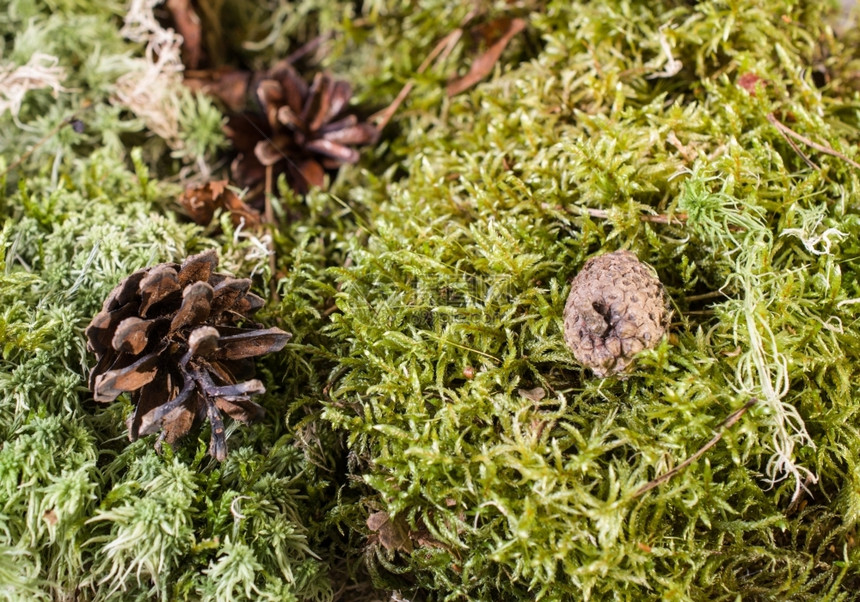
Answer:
[
  {"xmin": 767, "ymin": 113, "xmax": 860, "ymax": 170},
  {"xmin": 582, "ymin": 207, "xmax": 689, "ymax": 225},
  {"xmin": 0, "ymin": 112, "xmax": 86, "ymax": 180},
  {"xmin": 684, "ymin": 290, "xmax": 729, "ymax": 303},
  {"xmin": 633, "ymin": 398, "xmax": 757, "ymax": 498},
  {"xmin": 264, "ymin": 165, "xmax": 278, "ymax": 302}
]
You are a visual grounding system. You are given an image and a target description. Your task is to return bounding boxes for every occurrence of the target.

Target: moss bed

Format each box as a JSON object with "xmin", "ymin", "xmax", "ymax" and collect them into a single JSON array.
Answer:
[{"xmin": 3, "ymin": 0, "xmax": 860, "ymax": 600}]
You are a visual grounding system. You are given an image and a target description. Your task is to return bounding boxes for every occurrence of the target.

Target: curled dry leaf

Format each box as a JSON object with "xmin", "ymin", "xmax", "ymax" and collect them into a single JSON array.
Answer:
[
  {"xmin": 366, "ymin": 511, "xmax": 414, "ymax": 553},
  {"xmin": 518, "ymin": 386, "xmax": 546, "ymax": 402},
  {"xmin": 179, "ymin": 180, "xmax": 261, "ymax": 227},
  {"xmin": 85, "ymin": 249, "xmax": 291, "ymax": 460}
]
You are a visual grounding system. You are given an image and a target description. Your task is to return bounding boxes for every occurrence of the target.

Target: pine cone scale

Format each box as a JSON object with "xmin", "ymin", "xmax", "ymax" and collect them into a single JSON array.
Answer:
[
  {"xmin": 304, "ymin": 138, "xmax": 360, "ymax": 163},
  {"xmin": 169, "ymin": 281, "xmax": 214, "ymax": 332},
  {"xmin": 213, "ymin": 327, "xmax": 292, "ymax": 360},
  {"xmin": 139, "ymin": 265, "xmax": 182, "ymax": 317},
  {"xmin": 93, "ymin": 352, "xmax": 160, "ymax": 402},
  {"xmin": 112, "ymin": 317, "xmax": 152, "ymax": 354},
  {"xmin": 178, "ymin": 250, "xmax": 218, "ymax": 285}
]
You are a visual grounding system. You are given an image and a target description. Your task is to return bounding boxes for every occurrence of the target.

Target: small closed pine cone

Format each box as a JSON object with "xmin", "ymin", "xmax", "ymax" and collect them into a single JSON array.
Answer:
[
  {"xmin": 226, "ymin": 60, "xmax": 378, "ymax": 199},
  {"xmin": 563, "ymin": 250, "xmax": 670, "ymax": 377},
  {"xmin": 85, "ymin": 250, "xmax": 291, "ymax": 460}
]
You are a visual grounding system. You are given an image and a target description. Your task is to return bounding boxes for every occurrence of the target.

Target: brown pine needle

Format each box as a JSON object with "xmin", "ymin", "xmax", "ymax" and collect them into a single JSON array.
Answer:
[
  {"xmin": 767, "ymin": 113, "xmax": 860, "ymax": 170},
  {"xmin": 633, "ymin": 398, "xmax": 757, "ymax": 498},
  {"xmin": 371, "ymin": 29, "xmax": 463, "ymax": 130},
  {"xmin": 446, "ymin": 18, "xmax": 527, "ymax": 97}
]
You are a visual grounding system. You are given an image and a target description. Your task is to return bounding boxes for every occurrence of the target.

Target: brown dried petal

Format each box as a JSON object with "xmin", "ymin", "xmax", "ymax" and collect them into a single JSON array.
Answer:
[
  {"xmin": 170, "ymin": 281, "xmax": 214, "ymax": 332},
  {"xmin": 139, "ymin": 265, "xmax": 181, "ymax": 316},
  {"xmin": 213, "ymin": 327, "xmax": 291, "ymax": 360},
  {"xmin": 178, "ymin": 249, "xmax": 218, "ymax": 286},
  {"xmin": 93, "ymin": 352, "xmax": 160, "ymax": 402},
  {"xmin": 367, "ymin": 511, "xmax": 413, "ymax": 553},
  {"xmin": 111, "ymin": 317, "xmax": 153, "ymax": 354}
]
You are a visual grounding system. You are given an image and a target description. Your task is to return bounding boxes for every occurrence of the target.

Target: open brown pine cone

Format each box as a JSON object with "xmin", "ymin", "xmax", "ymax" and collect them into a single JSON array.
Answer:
[
  {"xmin": 85, "ymin": 250, "xmax": 290, "ymax": 460},
  {"xmin": 226, "ymin": 59, "xmax": 378, "ymax": 200}
]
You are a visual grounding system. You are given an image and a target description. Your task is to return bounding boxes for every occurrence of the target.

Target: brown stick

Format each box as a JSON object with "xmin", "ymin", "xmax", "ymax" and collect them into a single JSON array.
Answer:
[
  {"xmin": 767, "ymin": 113, "xmax": 860, "ymax": 170},
  {"xmin": 633, "ymin": 398, "xmax": 757, "ymax": 498},
  {"xmin": 264, "ymin": 165, "xmax": 278, "ymax": 302},
  {"xmin": 684, "ymin": 290, "xmax": 729, "ymax": 303}
]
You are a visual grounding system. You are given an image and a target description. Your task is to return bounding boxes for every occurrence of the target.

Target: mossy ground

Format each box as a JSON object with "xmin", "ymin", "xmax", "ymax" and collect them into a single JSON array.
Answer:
[{"xmin": 2, "ymin": 0, "xmax": 860, "ymax": 600}]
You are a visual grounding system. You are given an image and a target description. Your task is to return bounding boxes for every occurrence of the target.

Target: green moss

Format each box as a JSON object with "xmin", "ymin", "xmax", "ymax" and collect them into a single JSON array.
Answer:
[{"xmin": 2, "ymin": 0, "xmax": 860, "ymax": 600}]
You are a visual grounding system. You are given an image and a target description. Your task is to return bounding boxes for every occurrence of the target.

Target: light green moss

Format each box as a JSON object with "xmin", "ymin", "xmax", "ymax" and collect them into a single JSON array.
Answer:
[{"xmin": 2, "ymin": 0, "xmax": 860, "ymax": 600}]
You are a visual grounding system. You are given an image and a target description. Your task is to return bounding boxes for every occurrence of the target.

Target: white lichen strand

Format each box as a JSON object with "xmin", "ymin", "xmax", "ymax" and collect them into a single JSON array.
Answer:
[{"xmin": 563, "ymin": 250, "xmax": 670, "ymax": 377}]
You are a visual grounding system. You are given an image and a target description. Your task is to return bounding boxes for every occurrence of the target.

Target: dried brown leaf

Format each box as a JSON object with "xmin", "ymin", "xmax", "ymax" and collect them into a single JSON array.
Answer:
[
  {"xmin": 518, "ymin": 386, "xmax": 546, "ymax": 402},
  {"xmin": 367, "ymin": 511, "xmax": 413, "ymax": 553},
  {"xmin": 447, "ymin": 17, "xmax": 526, "ymax": 97},
  {"xmin": 179, "ymin": 184, "xmax": 262, "ymax": 228}
]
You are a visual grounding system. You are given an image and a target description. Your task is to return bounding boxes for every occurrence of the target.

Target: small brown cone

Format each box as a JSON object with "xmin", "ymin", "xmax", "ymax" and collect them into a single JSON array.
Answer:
[
  {"xmin": 85, "ymin": 250, "xmax": 291, "ymax": 460},
  {"xmin": 563, "ymin": 250, "xmax": 670, "ymax": 377}
]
